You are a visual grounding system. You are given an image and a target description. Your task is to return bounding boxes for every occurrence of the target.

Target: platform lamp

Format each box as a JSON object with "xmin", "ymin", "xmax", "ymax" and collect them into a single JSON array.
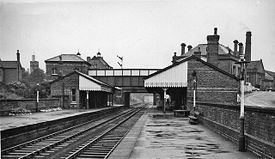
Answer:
[
  {"xmin": 36, "ymin": 83, "xmax": 40, "ymax": 112},
  {"xmin": 236, "ymin": 51, "xmax": 249, "ymax": 152},
  {"xmin": 192, "ymin": 71, "xmax": 197, "ymax": 112}
]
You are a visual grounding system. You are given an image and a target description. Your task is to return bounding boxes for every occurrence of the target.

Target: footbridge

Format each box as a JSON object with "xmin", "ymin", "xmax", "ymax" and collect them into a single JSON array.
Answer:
[
  {"xmin": 89, "ymin": 69, "xmax": 160, "ymax": 92},
  {"xmin": 89, "ymin": 68, "xmax": 160, "ymax": 107}
]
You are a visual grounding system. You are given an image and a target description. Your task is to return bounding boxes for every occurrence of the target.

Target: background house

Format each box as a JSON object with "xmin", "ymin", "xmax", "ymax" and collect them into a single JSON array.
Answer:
[
  {"xmin": 45, "ymin": 53, "xmax": 91, "ymax": 81},
  {"xmin": 0, "ymin": 50, "xmax": 23, "ymax": 84}
]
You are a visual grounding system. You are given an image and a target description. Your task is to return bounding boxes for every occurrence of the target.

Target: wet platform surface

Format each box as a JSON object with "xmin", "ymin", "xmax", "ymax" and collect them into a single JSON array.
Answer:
[
  {"xmin": 110, "ymin": 108, "xmax": 258, "ymax": 159},
  {"xmin": 0, "ymin": 106, "xmax": 120, "ymax": 131}
]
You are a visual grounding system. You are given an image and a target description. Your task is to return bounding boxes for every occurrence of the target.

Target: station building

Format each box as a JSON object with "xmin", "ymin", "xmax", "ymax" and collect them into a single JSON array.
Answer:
[{"xmin": 50, "ymin": 70, "xmax": 117, "ymax": 109}]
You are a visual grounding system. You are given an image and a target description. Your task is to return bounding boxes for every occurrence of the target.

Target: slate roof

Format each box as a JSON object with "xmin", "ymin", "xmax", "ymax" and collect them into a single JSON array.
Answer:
[
  {"xmin": 179, "ymin": 44, "xmax": 234, "ymax": 57},
  {"xmin": 246, "ymin": 60, "xmax": 265, "ymax": 73},
  {"xmin": 145, "ymin": 55, "xmax": 239, "ymax": 81},
  {"xmin": 264, "ymin": 72, "xmax": 273, "ymax": 81},
  {"xmin": 50, "ymin": 70, "xmax": 114, "ymax": 88},
  {"xmin": 45, "ymin": 54, "xmax": 87, "ymax": 62},
  {"xmin": 89, "ymin": 55, "xmax": 113, "ymax": 69},
  {"xmin": 266, "ymin": 70, "xmax": 275, "ymax": 77}
]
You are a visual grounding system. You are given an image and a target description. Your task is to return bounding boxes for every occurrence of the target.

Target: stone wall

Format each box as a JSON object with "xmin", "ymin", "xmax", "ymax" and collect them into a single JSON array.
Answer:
[
  {"xmin": 0, "ymin": 98, "xmax": 60, "ymax": 116},
  {"xmin": 187, "ymin": 102, "xmax": 275, "ymax": 158}
]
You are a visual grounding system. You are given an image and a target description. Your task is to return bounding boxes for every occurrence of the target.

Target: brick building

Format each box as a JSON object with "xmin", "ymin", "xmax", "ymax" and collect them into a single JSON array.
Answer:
[
  {"xmin": 246, "ymin": 60, "xmax": 265, "ymax": 89},
  {"xmin": 50, "ymin": 70, "xmax": 116, "ymax": 109},
  {"xmin": 30, "ymin": 55, "xmax": 39, "ymax": 73},
  {"xmin": 145, "ymin": 55, "xmax": 239, "ymax": 110},
  {"xmin": 263, "ymin": 70, "xmax": 275, "ymax": 91},
  {"xmin": 45, "ymin": 53, "xmax": 91, "ymax": 80},
  {"xmin": 0, "ymin": 50, "xmax": 23, "ymax": 84},
  {"xmin": 87, "ymin": 52, "xmax": 113, "ymax": 69},
  {"xmin": 172, "ymin": 28, "xmax": 244, "ymax": 77}
]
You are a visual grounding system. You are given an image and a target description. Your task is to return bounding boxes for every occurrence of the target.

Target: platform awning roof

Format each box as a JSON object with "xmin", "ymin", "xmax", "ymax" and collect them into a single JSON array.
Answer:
[
  {"xmin": 144, "ymin": 61, "xmax": 188, "ymax": 87},
  {"xmin": 78, "ymin": 71, "xmax": 113, "ymax": 92}
]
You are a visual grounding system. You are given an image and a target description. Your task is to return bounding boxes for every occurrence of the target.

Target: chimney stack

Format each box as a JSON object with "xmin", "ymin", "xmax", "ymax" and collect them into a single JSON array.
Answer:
[
  {"xmin": 187, "ymin": 45, "xmax": 192, "ymax": 51},
  {"xmin": 233, "ymin": 40, "xmax": 239, "ymax": 56},
  {"xmin": 214, "ymin": 27, "xmax": 218, "ymax": 35},
  {"xmin": 238, "ymin": 43, "xmax": 244, "ymax": 55},
  {"xmin": 87, "ymin": 56, "xmax": 91, "ymax": 62},
  {"xmin": 16, "ymin": 50, "xmax": 20, "ymax": 62},
  {"xmin": 206, "ymin": 28, "xmax": 220, "ymax": 66},
  {"xmin": 32, "ymin": 55, "xmax": 35, "ymax": 61},
  {"xmin": 181, "ymin": 43, "xmax": 186, "ymax": 55},
  {"xmin": 245, "ymin": 31, "xmax": 252, "ymax": 62},
  {"xmin": 172, "ymin": 52, "xmax": 177, "ymax": 64}
]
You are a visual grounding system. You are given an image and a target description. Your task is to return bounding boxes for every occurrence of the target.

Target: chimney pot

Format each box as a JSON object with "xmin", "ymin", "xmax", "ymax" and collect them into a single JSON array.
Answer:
[
  {"xmin": 97, "ymin": 52, "xmax": 101, "ymax": 57},
  {"xmin": 16, "ymin": 50, "xmax": 20, "ymax": 62},
  {"xmin": 214, "ymin": 28, "xmax": 218, "ymax": 35},
  {"xmin": 187, "ymin": 45, "xmax": 192, "ymax": 51},
  {"xmin": 181, "ymin": 43, "xmax": 186, "ymax": 55},
  {"xmin": 233, "ymin": 40, "xmax": 239, "ymax": 55},
  {"xmin": 238, "ymin": 43, "xmax": 244, "ymax": 55}
]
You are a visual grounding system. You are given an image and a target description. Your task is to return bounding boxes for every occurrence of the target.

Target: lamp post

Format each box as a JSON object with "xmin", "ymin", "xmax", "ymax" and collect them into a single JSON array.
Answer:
[
  {"xmin": 237, "ymin": 52, "xmax": 249, "ymax": 152},
  {"xmin": 192, "ymin": 71, "xmax": 197, "ymax": 112},
  {"xmin": 36, "ymin": 83, "xmax": 39, "ymax": 112}
]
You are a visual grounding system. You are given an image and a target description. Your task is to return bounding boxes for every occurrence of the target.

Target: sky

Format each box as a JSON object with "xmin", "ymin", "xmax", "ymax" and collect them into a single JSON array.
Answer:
[{"xmin": 0, "ymin": 0, "xmax": 275, "ymax": 71}]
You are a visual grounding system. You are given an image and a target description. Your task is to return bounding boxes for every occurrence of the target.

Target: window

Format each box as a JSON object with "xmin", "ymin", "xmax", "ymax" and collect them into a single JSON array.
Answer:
[
  {"xmin": 72, "ymin": 89, "xmax": 76, "ymax": 102},
  {"xmin": 232, "ymin": 66, "xmax": 236, "ymax": 75},
  {"xmin": 52, "ymin": 68, "xmax": 57, "ymax": 75}
]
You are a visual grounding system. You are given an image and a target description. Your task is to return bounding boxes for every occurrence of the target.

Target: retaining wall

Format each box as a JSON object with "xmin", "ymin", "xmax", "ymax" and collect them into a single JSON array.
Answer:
[{"xmin": 187, "ymin": 102, "xmax": 275, "ymax": 158}]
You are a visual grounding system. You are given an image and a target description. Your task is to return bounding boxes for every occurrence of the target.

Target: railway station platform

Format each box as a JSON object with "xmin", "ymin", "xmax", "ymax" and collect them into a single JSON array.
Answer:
[
  {"xmin": 0, "ymin": 105, "xmax": 123, "ymax": 131},
  {"xmin": 109, "ymin": 108, "xmax": 258, "ymax": 159}
]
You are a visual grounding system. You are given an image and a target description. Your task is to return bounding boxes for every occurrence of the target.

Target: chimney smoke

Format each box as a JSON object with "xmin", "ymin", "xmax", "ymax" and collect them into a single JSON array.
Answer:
[{"xmin": 32, "ymin": 55, "xmax": 35, "ymax": 61}]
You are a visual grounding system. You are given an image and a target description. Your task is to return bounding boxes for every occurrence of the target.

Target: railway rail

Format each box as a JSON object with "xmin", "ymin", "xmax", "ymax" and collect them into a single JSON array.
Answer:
[{"xmin": 1, "ymin": 105, "xmax": 145, "ymax": 159}]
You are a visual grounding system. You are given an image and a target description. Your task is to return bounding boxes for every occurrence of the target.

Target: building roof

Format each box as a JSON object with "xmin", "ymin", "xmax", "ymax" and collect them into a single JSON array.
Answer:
[
  {"xmin": 247, "ymin": 60, "xmax": 265, "ymax": 73},
  {"xmin": 89, "ymin": 53, "xmax": 113, "ymax": 69},
  {"xmin": 179, "ymin": 44, "xmax": 234, "ymax": 57},
  {"xmin": 0, "ymin": 61, "xmax": 21, "ymax": 69},
  {"xmin": 264, "ymin": 72, "xmax": 273, "ymax": 81},
  {"xmin": 266, "ymin": 70, "xmax": 275, "ymax": 77},
  {"xmin": 145, "ymin": 55, "xmax": 239, "ymax": 81},
  {"xmin": 50, "ymin": 70, "xmax": 117, "ymax": 91},
  {"xmin": 45, "ymin": 54, "xmax": 89, "ymax": 63}
]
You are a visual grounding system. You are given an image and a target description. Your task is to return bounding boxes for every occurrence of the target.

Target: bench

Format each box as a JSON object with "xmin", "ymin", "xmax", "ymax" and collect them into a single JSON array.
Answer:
[{"xmin": 173, "ymin": 110, "xmax": 190, "ymax": 117}]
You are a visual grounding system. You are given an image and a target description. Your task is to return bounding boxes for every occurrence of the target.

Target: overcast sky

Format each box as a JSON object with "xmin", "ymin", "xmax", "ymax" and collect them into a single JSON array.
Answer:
[{"xmin": 1, "ymin": 0, "xmax": 275, "ymax": 71}]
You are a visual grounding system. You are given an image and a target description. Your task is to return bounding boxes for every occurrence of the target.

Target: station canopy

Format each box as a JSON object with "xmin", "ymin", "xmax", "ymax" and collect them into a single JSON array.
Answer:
[
  {"xmin": 144, "ymin": 62, "xmax": 188, "ymax": 87},
  {"xmin": 78, "ymin": 71, "xmax": 113, "ymax": 93}
]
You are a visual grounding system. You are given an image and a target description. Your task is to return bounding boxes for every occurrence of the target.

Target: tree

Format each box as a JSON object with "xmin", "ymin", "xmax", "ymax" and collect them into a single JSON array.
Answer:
[{"xmin": 29, "ymin": 68, "xmax": 45, "ymax": 85}]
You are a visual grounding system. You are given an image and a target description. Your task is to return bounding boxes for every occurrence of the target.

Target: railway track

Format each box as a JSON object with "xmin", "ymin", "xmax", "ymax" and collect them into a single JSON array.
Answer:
[{"xmin": 1, "ymin": 106, "xmax": 145, "ymax": 159}]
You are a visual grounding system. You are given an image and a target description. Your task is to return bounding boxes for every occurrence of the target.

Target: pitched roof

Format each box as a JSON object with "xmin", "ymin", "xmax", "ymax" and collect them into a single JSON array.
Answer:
[
  {"xmin": 0, "ymin": 61, "xmax": 20, "ymax": 68},
  {"xmin": 89, "ymin": 55, "xmax": 113, "ymax": 69},
  {"xmin": 266, "ymin": 70, "xmax": 275, "ymax": 77},
  {"xmin": 247, "ymin": 60, "xmax": 265, "ymax": 73},
  {"xmin": 179, "ymin": 44, "xmax": 234, "ymax": 57},
  {"xmin": 45, "ymin": 54, "xmax": 88, "ymax": 63},
  {"xmin": 50, "ymin": 70, "xmax": 113, "ymax": 88},
  {"xmin": 264, "ymin": 72, "xmax": 273, "ymax": 81},
  {"xmin": 145, "ymin": 55, "xmax": 239, "ymax": 81}
]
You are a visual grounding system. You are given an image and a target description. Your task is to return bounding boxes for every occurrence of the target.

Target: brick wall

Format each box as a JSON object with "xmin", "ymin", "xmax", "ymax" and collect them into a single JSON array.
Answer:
[
  {"xmin": 0, "ymin": 98, "xmax": 60, "ymax": 116},
  {"xmin": 50, "ymin": 73, "xmax": 79, "ymax": 108},
  {"xmin": 46, "ymin": 62, "xmax": 89, "ymax": 80},
  {"xmin": 187, "ymin": 102, "xmax": 275, "ymax": 158},
  {"xmin": 187, "ymin": 59, "xmax": 239, "ymax": 105}
]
